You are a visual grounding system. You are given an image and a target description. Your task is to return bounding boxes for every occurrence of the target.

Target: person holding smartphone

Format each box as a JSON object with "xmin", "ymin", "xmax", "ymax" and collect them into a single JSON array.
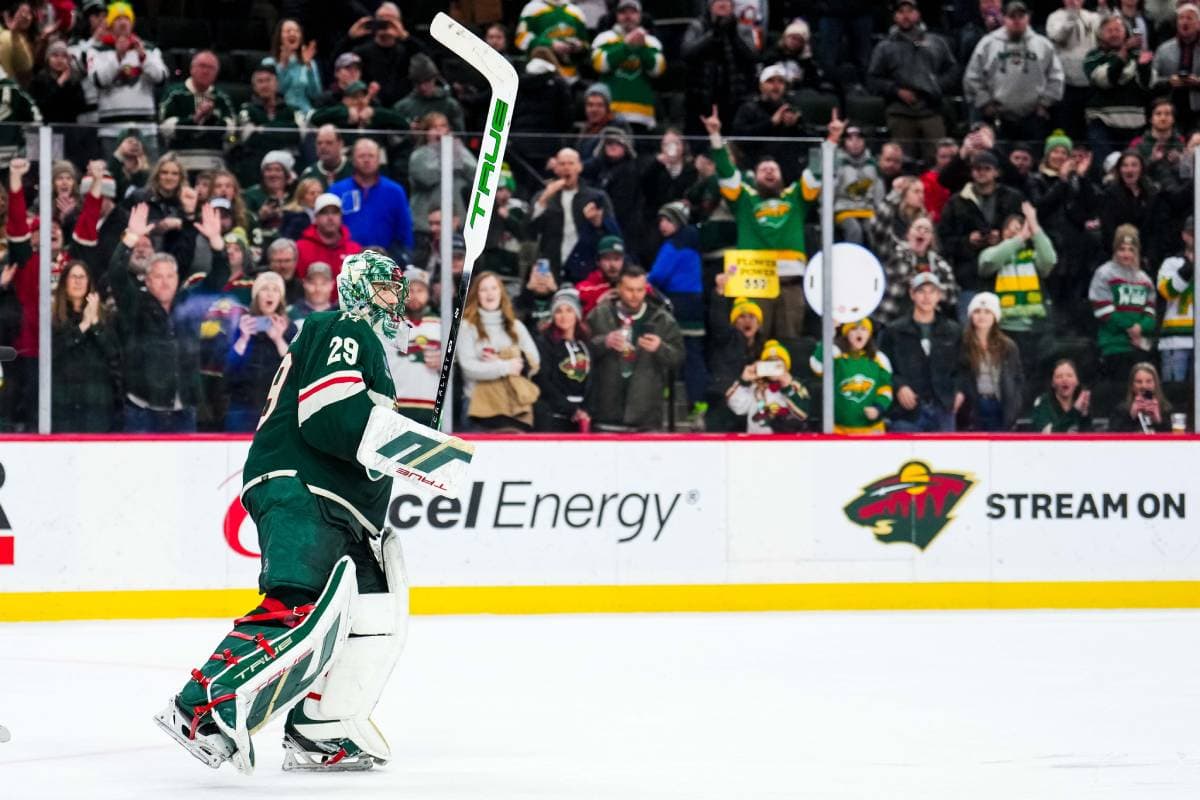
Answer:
[
  {"xmin": 1108, "ymin": 361, "xmax": 1172, "ymax": 433},
  {"xmin": 224, "ymin": 272, "xmax": 297, "ymax": 431},
  {"xmin": 726, "ymin": 339, "xmax": 811, "ymax": 435},
  {"xmin": 1030, "ymin": 358, "xmax": 1093, "ymax": 433}
]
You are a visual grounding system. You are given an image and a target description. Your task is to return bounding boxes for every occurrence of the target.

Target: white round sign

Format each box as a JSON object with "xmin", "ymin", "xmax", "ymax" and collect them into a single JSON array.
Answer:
[{"xmin": 803, "ymin": 243, "xmax": 886, "ymax": 324}]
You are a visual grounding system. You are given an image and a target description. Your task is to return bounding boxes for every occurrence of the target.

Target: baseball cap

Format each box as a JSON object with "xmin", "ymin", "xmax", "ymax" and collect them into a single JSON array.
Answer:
[
  {"xmin": 970, "ymin": 151, "xmax": 999, "ymax": 169},
  {"xmin": 252, "ymin": 57, "xmax": 277, "ymax": 76},
  {"xmin": 1179, "ymin": 3, "xmax": 1200, "ymax": 17},
  {"xmin": 891, "ymin": 0, "xmax": 916, "ymax": 9},
  {"xmin": 314, "ymin": 193, "xmax": 342, "ymax": 214},
  {"xmin": 452, "ymin": 234, "xmax": 466, "ymax": 253},
  {"xmin": 209, "ymin": 197, "xmax": 232, "ymax": 212},
  {"xmin": 1004, "ymin": 1, "xmax": 1028, "ymax": 17},
  {"xmin": 343, "ymin": 80, "xmax": 368, "ymax": 96},
  {"xmin": 759, "ymin": 63, "xmax": 788, "ymax": 84},
  {"xmin": 82, "ymin": 0, "xmax": 105, "ymax": 13},
  {"xmin": 597, "ymin": 235, "xmax": 625, "ymax": 256},
  {"xmin": 910, "ymin": 272, "xmax": 943, "ymax": 291},
  {"xmin": 403, "ymin": 266, "xmax": 430, "ymax": 286},
  {"xmin": 615, "ymin": 0, "xmax": 641, "ymax": 10},
  {"xmin": 334, "ymin": 52, "xmax": 362, "ymax": 71},
  {"xmin": 305, "ymin": 262, "xmax": 333, "ymax": 280}
]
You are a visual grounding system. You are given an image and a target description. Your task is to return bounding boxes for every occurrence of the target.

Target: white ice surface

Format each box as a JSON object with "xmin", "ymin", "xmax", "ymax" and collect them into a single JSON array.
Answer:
[{"xmin": 0, "ymin": 610, "xmax": 1198, "ymax": 799}]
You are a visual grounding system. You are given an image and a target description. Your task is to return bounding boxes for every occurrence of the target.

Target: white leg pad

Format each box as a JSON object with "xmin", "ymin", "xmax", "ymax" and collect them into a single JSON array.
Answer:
[{"xmin": 289, "ymin": 533, "xmax": 408, "ymax": 764}]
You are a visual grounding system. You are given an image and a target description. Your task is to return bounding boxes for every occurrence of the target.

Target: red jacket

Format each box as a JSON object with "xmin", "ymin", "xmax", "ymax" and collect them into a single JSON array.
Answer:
[
  {"xmin": 577, "ymin": 269, "xmax": 614, "ymax": 316},
  {"xmin": 921, "ymin": 169, "xmax": 951, "ymax": 223},
  {"xmin": 577, "ymin": 268, "xmax": 655, "ymax": 316},
  {"xmin": 296, "ymin": 223, "xmax": 362, "ymax": 301},
  {"xmin": 8, "ymin": 186, "xmax": 36, "ymax": 357}
]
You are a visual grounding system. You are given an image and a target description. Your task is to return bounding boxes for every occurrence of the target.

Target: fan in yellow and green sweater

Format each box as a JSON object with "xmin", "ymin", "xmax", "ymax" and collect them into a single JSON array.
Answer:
[{"xmin": 810, "ymin": 319, "xmax": 893, "ymax": 434}]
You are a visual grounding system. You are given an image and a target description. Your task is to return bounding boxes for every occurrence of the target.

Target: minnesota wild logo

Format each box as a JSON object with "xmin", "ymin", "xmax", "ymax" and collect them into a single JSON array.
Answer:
[
  {"xmin": 843, "ymin": 461, "xmax": 975, "ymax": 551},
  {"xmin": 558, "ymin": 350, "xmax": 590, "ymax": 382},
  {"xmin": 839, "ymin": 373, "xmax": 876, "ymax": 403}
]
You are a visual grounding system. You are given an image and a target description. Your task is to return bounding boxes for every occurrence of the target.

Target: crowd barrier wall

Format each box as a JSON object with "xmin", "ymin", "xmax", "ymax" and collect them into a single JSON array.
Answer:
[{"xmin": 0, "ymin": 435, "xmax": 1198, "ymax": 620}]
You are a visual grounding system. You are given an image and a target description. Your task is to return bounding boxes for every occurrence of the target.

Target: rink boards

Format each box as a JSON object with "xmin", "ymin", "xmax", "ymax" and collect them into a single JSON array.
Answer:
[{"xmin": 0, "ymin": 435, "xmax": 1199, "ymax": 619}]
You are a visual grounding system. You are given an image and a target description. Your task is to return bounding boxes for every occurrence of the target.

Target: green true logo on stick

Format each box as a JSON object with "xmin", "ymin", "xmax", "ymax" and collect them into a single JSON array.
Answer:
[{"xmin": 468, "ymin": 98, "xmax": 510, "ymax": 230}]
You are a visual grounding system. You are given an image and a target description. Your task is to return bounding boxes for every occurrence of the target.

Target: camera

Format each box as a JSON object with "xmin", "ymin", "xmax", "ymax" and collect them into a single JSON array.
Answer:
[
  {"xmin": 1141, "ymin": 389, "xmax": 1154, "ymax": 400},
  {"xmin": 255, "ymin": 316, "xmax": 272, "ymax": 334}
]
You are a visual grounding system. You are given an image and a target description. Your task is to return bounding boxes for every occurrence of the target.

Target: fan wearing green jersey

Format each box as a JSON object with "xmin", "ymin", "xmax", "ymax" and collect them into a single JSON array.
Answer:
[
  {"xmin": 156, "ymin": 251, "xmax": 421, "ymax": 775},
  {"xmin": 700, "ymin": 103, "xmax": 842, "ymax": 339}
]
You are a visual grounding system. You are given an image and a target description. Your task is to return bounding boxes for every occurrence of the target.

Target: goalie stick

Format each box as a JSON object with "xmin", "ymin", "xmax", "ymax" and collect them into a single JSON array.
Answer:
[{"xmin": 427, "ymin": 12, "xmax": 519, "ymax": 429}]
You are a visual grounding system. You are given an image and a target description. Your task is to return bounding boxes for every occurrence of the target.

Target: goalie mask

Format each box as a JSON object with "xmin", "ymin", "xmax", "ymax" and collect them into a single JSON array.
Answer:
[{"xmin": 338, "ymin": 251, "xmax": 409, "ymax": 340}]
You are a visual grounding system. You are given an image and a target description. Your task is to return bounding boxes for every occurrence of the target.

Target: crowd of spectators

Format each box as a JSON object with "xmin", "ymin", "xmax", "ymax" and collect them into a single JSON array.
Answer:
[{"xmin": 0, "ymin": 0, "xmax": 1196, "ymax": 437}]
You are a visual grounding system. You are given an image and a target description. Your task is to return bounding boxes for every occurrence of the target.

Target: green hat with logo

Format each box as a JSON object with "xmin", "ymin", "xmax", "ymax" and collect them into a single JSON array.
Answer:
[{"xmin": 597, "ymin": 235, "xmax": 625, "ymax": 256}]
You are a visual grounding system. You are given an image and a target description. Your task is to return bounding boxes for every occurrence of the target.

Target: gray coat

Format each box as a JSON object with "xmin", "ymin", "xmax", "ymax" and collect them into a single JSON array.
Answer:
[
  {"xmin": 1153, "ymin": 37, "xmax": 1200, "ymax": 112},
  {"xmin": 867, "ymin": 25, "xmax": 959, "ymax": 116},
  {"xmin": 963, "ymin": 27, "xmax": 1065, "ymax": 117}
]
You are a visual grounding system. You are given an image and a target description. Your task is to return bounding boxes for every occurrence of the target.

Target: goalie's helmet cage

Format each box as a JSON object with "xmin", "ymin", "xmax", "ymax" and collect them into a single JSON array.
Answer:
[{"xmin": 337, "ymin": 251, "xmax": 410, "ymax": 341}]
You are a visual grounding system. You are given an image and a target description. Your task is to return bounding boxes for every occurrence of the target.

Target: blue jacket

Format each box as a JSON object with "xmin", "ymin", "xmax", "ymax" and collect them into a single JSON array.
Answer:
[
  {"xmin": 330, "ymin": 175, "xmax": 414, "ymax": 260},
  {"xmin": 648, "ymin": 226, "xmax": 702, "ymax": 295}
]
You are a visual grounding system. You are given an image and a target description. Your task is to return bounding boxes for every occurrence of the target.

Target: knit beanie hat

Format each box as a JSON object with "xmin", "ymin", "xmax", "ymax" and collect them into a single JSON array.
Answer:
[
  {"xmin": 656, "ymin": 201, "xmax": 689, "ymax": 229},
  {"xmin": 1044, "ymin": 129, "xmax": 1073, "ymax": 154},
  {"xmin": 409, "ymin": 54, "xmax": 440, "ymax": 83},
  {"xmin": 760, "ymin": 339, "xmax": 791, "ymax": 372},
  {"xmin": 839, "ymin": 318, "xmax": 873, "ymax": 337},
  {"xmin": 106, "ymin": 1, "xmax": 133, "ymax": 27},
  {"xmin": 729, "ymin": 297, "xmax": 763, "ymax": 325},
  {"xmin": 967, "ymin": 291, "xmax": 1002, "ymax": 323},
  {"xmin": 251, "ymin": 270, "xmax": 286, "ymax": 304},
  {"xmin": 550, "ymin": 287, "xmax": 583, "ymax": 318}
]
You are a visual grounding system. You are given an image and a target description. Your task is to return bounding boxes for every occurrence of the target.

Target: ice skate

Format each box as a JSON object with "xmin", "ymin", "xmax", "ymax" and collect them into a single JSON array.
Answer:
[
  {"xmin": 153, "ymin": 698, "xmax": 239, "ymax": 770},
  {"xmin": 281, "ymin": 711, "xmax": 380, "ymax": 772}
]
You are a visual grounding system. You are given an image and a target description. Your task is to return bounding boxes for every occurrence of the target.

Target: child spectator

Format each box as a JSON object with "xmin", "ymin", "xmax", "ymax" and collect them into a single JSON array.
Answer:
[
  {"xmin": 1090, "ymin": 224, "xmax": 1156, "ymax": 391},
  {"xmin": 726, "ymin": 339, "xmax": 811, "ymax": 434},
  {"xmin": 809, "ymin": 319, "xmax": 893, "ymax": 435}
]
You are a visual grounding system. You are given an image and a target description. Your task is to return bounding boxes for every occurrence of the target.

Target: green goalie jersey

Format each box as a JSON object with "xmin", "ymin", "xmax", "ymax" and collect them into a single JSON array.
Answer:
[{"xmin": 242, "ymin": 310, "xmax": 396, "ymax": 535}]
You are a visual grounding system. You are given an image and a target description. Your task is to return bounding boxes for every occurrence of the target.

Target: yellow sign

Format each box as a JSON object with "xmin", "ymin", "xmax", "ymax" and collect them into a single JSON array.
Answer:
[{"xmin": 722, "ymin": 250, "xmax": 802, "ymax": 299}]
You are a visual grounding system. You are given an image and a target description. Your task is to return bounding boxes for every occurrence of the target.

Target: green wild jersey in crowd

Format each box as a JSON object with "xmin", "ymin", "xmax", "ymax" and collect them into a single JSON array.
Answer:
[{"xmin": 243, "ymin": 310, "xmax": 397, "ymax": 535}]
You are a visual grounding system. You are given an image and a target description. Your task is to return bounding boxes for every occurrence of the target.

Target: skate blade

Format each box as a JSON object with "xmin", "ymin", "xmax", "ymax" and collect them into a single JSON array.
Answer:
[
  {"xmin": 281, "ymin": 737, "xmax": 376, "ymax": 772},
  {"xmin": 153, "ymin": 706, "xmax": 232, "ymax": 770}
]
